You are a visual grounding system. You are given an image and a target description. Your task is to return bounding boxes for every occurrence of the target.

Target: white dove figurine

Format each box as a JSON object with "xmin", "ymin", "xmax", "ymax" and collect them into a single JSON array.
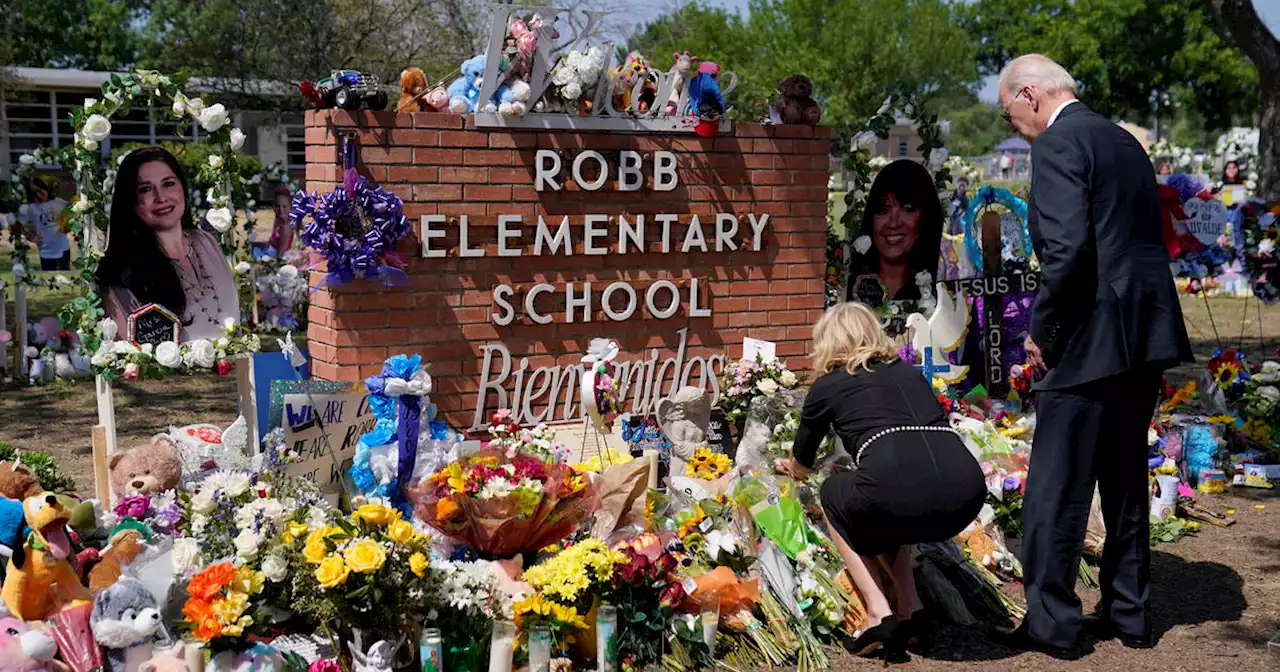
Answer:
[{"xmin": 905, "ymin": 282, "xmax": 970, "ymax": 385}]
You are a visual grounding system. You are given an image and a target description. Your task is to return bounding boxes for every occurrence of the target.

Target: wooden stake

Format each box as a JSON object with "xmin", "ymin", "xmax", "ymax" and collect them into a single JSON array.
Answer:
[
  {"xmin": 91, "ymin": 425, "xmax": 111, "ymax": 504},
  {"xmin": 94, "ymin": 374, "xmax": 118, "ymax": 458},
  {"xmin": 235, "ymin": 356, "xmax": 260, "ymax": 453},
  {"xmin": 14, "ymin": 281, "xmax": 27, "ymax": 378}
]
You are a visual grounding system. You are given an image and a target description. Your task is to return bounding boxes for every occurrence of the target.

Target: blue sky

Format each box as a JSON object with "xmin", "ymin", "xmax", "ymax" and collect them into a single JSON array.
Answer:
[{"xmin": 634, "ymin": 0, "xmax": 1280, "ymax": 103}]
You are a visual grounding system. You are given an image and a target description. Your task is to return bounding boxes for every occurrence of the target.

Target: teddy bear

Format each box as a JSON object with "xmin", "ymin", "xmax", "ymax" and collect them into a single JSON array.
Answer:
[
  {"xmin": 0, "ymin": 462, "xmax": 42, "ymax": 501},
  {"xmin": 2, "ymin": 494, "xmax": 91, "ymax": 621},
  {"xmin": 92, "ymin": 576, "xmax": 162, "ymax": 672},
  {"xmin": 499, "ymin": 80, "xmax": 532, "ymax": 117},
  {"xmin": 397, "ymin": 67, "xmax": 429, "ymax": 112},
  {"xmin": 109, "ymin": 436, "xmax": 181, "ymax": 498},
  {"xmin": 774, "ymin": 74, "xmax": 821, "ymax": 126},
  {"xmin": 447, "ymin": 56, "xmax": 487, "ymax": 114},
  {"xmin": 663, "ymin": 51, "xmax": 697, "ymax": 116},
  {"xmin": 0, "ymin": 617, "xmax": 66, "ymax": 672}
]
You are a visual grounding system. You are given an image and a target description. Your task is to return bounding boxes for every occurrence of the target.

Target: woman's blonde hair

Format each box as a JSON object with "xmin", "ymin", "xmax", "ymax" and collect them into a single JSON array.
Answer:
[{"xmin": 811, "ymin": 302, "xmax": 898, "ymax": 375}]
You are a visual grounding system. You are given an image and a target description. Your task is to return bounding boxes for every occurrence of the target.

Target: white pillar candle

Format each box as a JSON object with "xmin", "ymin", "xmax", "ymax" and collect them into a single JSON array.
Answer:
[
  {"xmin": 488, "ymin": 620, "xmax": 515, "ymax": 672},
  {"xmin": 645, "ymin": 450, "xmax": 659, "ymax": 491}
]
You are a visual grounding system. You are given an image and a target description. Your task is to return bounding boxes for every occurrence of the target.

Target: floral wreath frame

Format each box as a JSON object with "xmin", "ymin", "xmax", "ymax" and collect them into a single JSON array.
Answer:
[
  {"xmin": 962, "ymin": 186, "xmax": 1033, "ymax": 275},
  {"xmin": 24, "ymin": 70, "xmax": 261, "ymax": 380}
]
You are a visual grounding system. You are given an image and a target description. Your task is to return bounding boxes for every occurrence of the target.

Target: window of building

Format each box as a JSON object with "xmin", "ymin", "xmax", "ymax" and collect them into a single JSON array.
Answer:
[
  {"xmin": 898, "ymin": 138, "xmax": 909, "ymax": 158},
  {"xmin": 281, "ymin": 113, "xmax": 306, "ymax": 173}
]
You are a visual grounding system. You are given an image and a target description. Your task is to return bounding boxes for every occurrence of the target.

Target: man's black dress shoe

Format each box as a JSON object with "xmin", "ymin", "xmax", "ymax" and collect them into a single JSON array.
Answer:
[
  {"xmin": 1083, "ymin": 615, "xmax": 1156, "ymax": 649},
  {"xmin": 989, "ymin": 623, "xmax": 1085, "ymax": 660}
]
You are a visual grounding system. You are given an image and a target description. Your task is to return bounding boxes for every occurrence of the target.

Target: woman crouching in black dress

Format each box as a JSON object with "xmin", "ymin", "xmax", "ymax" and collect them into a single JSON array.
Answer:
[{"xmin": 777, "ymin": 302, "xmax": 986, "ymax": 662}]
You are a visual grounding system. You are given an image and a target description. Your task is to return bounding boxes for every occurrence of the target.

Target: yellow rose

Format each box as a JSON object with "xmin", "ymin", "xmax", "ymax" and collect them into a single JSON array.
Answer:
[
  {"xmin": 303, "ymin": 540, "xmax": 329, "ymax": 565},
  {"xmin": 283, "ymin": 521, "xmax": 311, "ymax": 544},
  {"xmin": 343, "ymin": 538, "xmax": 387, "ymax": 574},
  {"xmin": 232, "ymin": 568, "xmax": 265, "ymax": 595},
  {"xmin": 387, "ymin": 519, "xmax": 415, "ymax": 544},
  {"xmin": 409, "ymin": 552, "xmax": 429, "ymax": 578},
  {"xmin": 314, "ymin": 555, "xmax": 350, "ymax": 589},
  {"xmin": 211, "ymin": 591, "xmax": 249, "ymax": 623},
  {"xmin": 353, "ymin": 503, "xmax": 399, "ymax": 526},
  {"xmin": 220, "ymin": 615, "xmax": 254, "ymax": 637}
]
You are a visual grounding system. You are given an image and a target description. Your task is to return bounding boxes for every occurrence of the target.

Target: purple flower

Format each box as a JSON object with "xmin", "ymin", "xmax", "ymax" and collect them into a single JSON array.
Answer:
[
  {"xmin": 153, "ymin": 503, "xmax": 183, "ymax": 531},
  {"xmin": 898, "ymin": 344, "xmax": 916, "ymax": 363},
  {"xmin": 1002, "ymin": 475, "xmax": 1021, "ymax": 492},
  {"xmin": 114, "ymin": 495, "xmax": 150, "ymax": 519}
]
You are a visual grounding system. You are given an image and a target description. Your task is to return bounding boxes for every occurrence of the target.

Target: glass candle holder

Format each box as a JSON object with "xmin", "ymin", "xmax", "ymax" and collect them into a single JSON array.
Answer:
[
  {"xmin": 488, "ymin": 621, "xmax": 516, "ymax": 672},
  {"xmin": 596, "ymin": 603, "xmax": 619, "ymax": 672},
  {"xmin": 419, "ymin": 627, "xmax": 442, "ymax": 672},
  {"xmin": 700, "ymin": 590, "xmax": 721, "ymax": 651},
  {"xmin": 527, "ymin": 624, "xmax": 552, "ymax": 672}
]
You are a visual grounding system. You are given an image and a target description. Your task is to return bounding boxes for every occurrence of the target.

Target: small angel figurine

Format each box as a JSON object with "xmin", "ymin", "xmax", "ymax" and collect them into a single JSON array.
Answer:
[{"xmin": 656, "ymin": 386, "xmax": 712, "ymax": 479}]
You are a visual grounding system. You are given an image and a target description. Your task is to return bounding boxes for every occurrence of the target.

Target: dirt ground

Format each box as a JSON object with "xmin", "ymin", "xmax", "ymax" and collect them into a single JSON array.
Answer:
[{"xmin": 1, "ymin": 288, "xmax": 1278, "ymax": 670}]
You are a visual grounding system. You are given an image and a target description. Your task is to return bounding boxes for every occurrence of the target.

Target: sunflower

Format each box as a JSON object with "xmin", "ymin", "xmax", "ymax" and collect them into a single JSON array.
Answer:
[{"xmin": 1213, "ymin": 359, "xmax": 1243, "ymax": 390}]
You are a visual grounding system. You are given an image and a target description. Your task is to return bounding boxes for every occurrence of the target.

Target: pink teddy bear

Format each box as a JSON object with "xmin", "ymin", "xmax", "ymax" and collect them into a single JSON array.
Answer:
[{"xmin": 0, "ymin": 618, "xmax": 66, "ymax": 672}]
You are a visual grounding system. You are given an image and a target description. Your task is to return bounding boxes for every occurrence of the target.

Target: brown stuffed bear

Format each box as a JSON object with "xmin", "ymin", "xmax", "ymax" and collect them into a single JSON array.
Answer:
[
  {"xmin": 775, "ymin": 74, "xmax": 821, "ymax": 126},
  {"xmin": 0, "ymin": 462, "xmax": 42, "ymax": 501},
  {"xmin": 398, "ymin": 67, "xmax": 429, "ymax": 112},
  {"xmin": 108, "ymin": 436, "xmax": 181, "ymax": 498}
]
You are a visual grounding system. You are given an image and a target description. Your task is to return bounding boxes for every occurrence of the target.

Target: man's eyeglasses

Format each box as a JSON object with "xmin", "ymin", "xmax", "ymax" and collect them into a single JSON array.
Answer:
[{"xmin": 1002, "ymin": 89, "xmax": 1026, "ymax": 124}]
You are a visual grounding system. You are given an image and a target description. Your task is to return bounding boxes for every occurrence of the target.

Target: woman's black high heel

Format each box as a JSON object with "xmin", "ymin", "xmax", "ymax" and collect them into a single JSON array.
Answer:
[{"xmin": 842, "ymin": 614, "xmax": 900, "ymax": 657}]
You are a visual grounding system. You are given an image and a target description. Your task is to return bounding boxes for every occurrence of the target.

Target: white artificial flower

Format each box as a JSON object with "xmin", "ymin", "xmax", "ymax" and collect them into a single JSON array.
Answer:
[
  {"xmin": 703, "ymin": 529, "xmax": 739, "ymax": 561},
  {"xmin": 172, "ymin": 538, "xmax": 201, "ymax": 575},
  {"xmin": 155, "ymin": 341, "xmax": 182, "ymax": 368},
  {"xmin": 234, "ymin": 528, "xmax": 263, "ymax": 558},
  {"xmin": 198, "ymin": 103, "xmax": 230, "ymax": 132},
  {"xmin": 203, "ymin": 470, "xmax": 252, "ymax": 497},
  {"xmin": 217, "ymin": 337, "xmax": 229, "ymax": 349},
  {"xmin": 205, "ymin": 207, "xmax": 233, "ymax": 232},
  {"xmin": 229, "ymin": 128, "xmax": 246, "ymax": 152},
  {"xmin": 780, "ymin": 369, "xmax": 798, "ymax": 387},
  {"xmin": 234, "ymin": 261, "xmax": 252, "ymax": 274},
  {"xmin": 185, "ymin": 339, "xmax": 217, "ymax": 368},
  {"xmin": 1260, "ymin": 239, "xmax": 1275, "ymax": 255},
  {"xmin": 81, "ymin": 114, "xmax": 112, "ymax": 142},
  {"xmin": 83, "ymin": 98, "xmax": 98, "ymax": 109},
  {"xmin": 278, "ymin": 264, "xmax": 299, "ymax": 281},
  {"xmin": 1259, "ymin": 386, "xmax": 1280, "ymax": 404},
  {"xmin": 852, "ymin": 131, "xmax": 878, "ymax": 151},
  {"xmin": 185, "ymin": 96, "xmax": 206, "ymax": 117},
  {"xmin": 1256, "ymin": 361, "xmax": 1280, "ymax": 383},
  {"xmin": 99, "ymin": 317, "xmax": 119, "ymax": 342},
  {"xmin": 224, "ymin": 317, "xmax": 238, "ymax": 332},
  {"xmin": 171, "ymin": 93, "xmax": 186, "ymax": 116},
  {"xmin": 72, "ymin": 195, "xmax": 93, "ymax": 214},
  {"xmin": 90, "ymin": 345, "xmax": 113, "ymax": 368},
  {"xmin": 756, "ymin": 378, "xmax": 780, "ymax": 396},
  {"xmin": 853, "ymin": 235, "xmax": 872, "ymax": 255},
  {"xmin": 190, "ymin": 490, "xmax": 216, "ymax": 515},
  {"xmin": 83, "ymin": 140, "xmax": 99, "ymax": 151},
  {"xmin": 208, "ymin": 155, "xmax": 224, "ymax": 169},
  {"xmin": 18, "ymin": 154, "xmax": 35, "ymax": 165},
  {"xmin": 1147, "ymin": 428, "xmax": 1159, "ymax": 446},
  {"xmin": 140, "ymin": 343, "xmax": 154, "ymax": 356},
  {"xmin": 104, "ymin": 90, "xmax": 121, "ymax": 105},
  {"xmin": 262, "ymin": 553, "xmax": 289, "ymax": 582},
  {"xmin": 112, "ymin": 340, "xmax": 140, "ymax": 356}
]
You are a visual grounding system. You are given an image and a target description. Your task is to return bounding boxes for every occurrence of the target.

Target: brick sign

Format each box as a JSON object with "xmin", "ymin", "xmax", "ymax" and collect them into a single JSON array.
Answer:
[{"xmin": 304, "ymin": 110, "xmax": 830, "ymax": 431}]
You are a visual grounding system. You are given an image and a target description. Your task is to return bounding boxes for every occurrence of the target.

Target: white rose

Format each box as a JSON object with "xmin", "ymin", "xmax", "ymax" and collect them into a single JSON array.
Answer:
[
  {"xmin": 262, "ymin": 553, "xmax": 288, "ymax": 582},
  {"xmin": 198, "ymin": 103, "xmax": 229, "ymax": 132},
  {"xmin": 72, "ymin": 196, "xmax": 93, "ymax": 214},
  {"xmin": 217, "ymin": 337, "xmax": 229, "ymax": 348},
  {"xmin": 224, "ymin": 316, "xmax": 238, "ymax": 332},
  {"xmin": 171, "ymin": 94, "xmax": 186, "ymax": 117},
  {"xmin": 780, "ymin": 369, "xmax": 798, "ymax": 387},
  {"xmin": 140, "ymin": 343, "xmax": 154, "ymax": 356},
  {"xmin": 756, "ymin": 378, "xmax": 780, "ymax": 396},
  {"xmin": 185, "ymin": 96, "xmax": 206, "ymax": 117},
  {"xmin": 82, "ymin": 114, "xmax": 112, "ymax": 142},
  {"xmin": 208, "ymin": 155, "xmax": 223, "ymax": 169},
  {"xmin": 190, "ymin": 490, "xmax": 216, "ymax": 514},
  {"xmin": 83, "ymin": 140, "xmax": 99, "ymax": 151},
  {"xmin": 155, "ymin": 341, "xmax": 182, "ymax": 368},
  {"xmin": 234, "ymin": 261, "xmax": 251, "ymax": 274},
  {"xmin": 18, "ymin": 154, "xmax": 35, "ymax": 166},
  {"xmin": 205, "ymin": 207, "xmax": 233, "ymax": 232},
  {"xmin": 234, "ymin": 529, "xmax": 262, "ymax": 558},
  {"xmin": 83, "ymin": 98, "xmax": 98, "ymax": 109},
  {"xmin": 852, "ymin": 131, "xmax": 878, "ymax": 151},
  {"xmin": 112, "ymin": 340, "xmax": 140, "ymax": 356},
  {"xmin": 185, "ymin": 339, "xmax": 217, "ymax": 368},
  {"xmin": 278, "ymin": 265, "xmax": 299, "ymax": 281},
  {"xmin": 1260, "ymin": 239, "xmax": 1275, "ymax": 255},
  {"xmin": 1259, "ymin": 386, "xmax": 1280, "ymax": 404},
  {"xmin": 229, "ymin": 128, "xmax": 246, "ymax": 152},
  {"xmin": 854, "ymin": 235, "xmax": 872, "ymax": 255},
  {"xmin": 99, "ymin": 317, "xmax": 119, "ymax": 342},
  {"xmin": 172, "ymin": 538, "xmax": 201, "ymax": 575}
]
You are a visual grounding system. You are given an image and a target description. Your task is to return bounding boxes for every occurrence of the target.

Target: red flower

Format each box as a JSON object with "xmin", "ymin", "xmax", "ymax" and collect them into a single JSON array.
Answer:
[
  {"xmin": 654, "ymin": 552, "xmax": 677, "ymax": 577},
  {"xmin": 659, "ymin": 582, "xmax": 686, "ymax": 609},
  {"xmin": 615, "ymin": 554, "xmax": 650, "ymax": 584},
  {"xmin": 216, "ymin": 360, "xmax": 233, "ymax": 376}
]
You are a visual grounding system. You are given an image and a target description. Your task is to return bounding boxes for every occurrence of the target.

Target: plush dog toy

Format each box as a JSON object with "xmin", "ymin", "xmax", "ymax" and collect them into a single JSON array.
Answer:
[
  {"xmin": 2, "ymin": 494, "xmax": 91, "ymax": 621},
  {"xmin": 92, "ymin": 576, "xmax": 162, "ymax": 672},
  {"xmin": 0, "ymin": 617, "xmax": 66, "ymax": 672}
]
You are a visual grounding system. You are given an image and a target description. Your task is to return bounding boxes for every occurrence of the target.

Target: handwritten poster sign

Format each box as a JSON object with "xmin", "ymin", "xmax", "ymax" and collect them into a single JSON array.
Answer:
[
  {"xmin": 274, "ymin": 381, "xmax": 373, "ymax": 490},
  {"xmin": 1181, "ymin": 198, "xmax": 1229, "ymax": 245},
  {"xmin": 128, "ymin": 303, "xmax": 180, "ymax": 348},
  {"xmin": 707, "ymin": 408, "xmax": 735, "ymax": 459},
  {"xmin": 742, "ymin": 337, "xmax": 776, "ymax": 364}
]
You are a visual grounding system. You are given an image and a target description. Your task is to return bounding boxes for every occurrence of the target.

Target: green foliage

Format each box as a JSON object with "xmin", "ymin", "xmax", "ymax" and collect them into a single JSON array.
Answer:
[
  {"xmin": 5, "ymin": 0, "xmax": 147, "ymax": 71},
  {"xmin": 0, "ymin": 442, "xmax": 80, "ymax": 494},
  {"xmin": 943, "ymin": 102, "xmax": 1010, "ymax": 156},
  {"xmin": 990, "ymin": 491, "xmax": 1024, "ymax": 540},
  {"xmin": 960, "ymin": 0, "xmax": 1258, "ymax": 133},
  {"xmin": 1149, "ymin": 515, "xmax": 1196, "ymax": 546},
  {"xmin": 626, "ymin": 0, "xmax": 979, "ymax": 136}
]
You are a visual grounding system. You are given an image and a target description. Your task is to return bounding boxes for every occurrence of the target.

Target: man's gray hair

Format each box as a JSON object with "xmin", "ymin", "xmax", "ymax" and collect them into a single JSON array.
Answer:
[{"xmin": 999, "ymin": 54, "xmax": 1077, "ymax": 96}]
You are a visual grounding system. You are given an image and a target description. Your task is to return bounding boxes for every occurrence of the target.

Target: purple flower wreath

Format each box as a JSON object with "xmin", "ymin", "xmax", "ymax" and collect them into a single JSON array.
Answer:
[{"xmin": 291, "ymin": 168, "xmax": 412, "ymax": 289}]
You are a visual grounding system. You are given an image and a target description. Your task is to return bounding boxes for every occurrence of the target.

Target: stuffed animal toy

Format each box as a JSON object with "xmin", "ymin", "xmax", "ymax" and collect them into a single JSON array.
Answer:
[
  {"xmin": 0, "ymin": 617, "xmax": 65, "ymax": 672},
  {"xmin": 88, "ymin": 528, "xmax": 148, "ymax": 595},
  {"xmin": 138, "ymin": 642, "xmax": 195, "ymax": 672},
  {"xmin": 2, "ymin": 494, "xmax": 91, "ymax": 621},
  {"xmin": 397, "ymin": 67, "xmax": 429, "ymax": 112},
  {"xmin": 609, "ymin": 52, "xmax": 658, "ymax": 114},
  {"xmin": 206, "ymin": 643, "xmax": 288, "ymax": 672},
  {"xmin": 447, "ymin": 56, "xmax": 487, "ymax": 114},
  {"xmin": 108, "ymin": 436, "xmax": 181, "ymax": 498},
  {"xmin": 774, "ymin": 74, "xmax": 821, "ymax": 126},
  {"xmin": 686, "ymin": 61, "xmax": 726, "ymax": 137},
  {"xmin": 92, "ymin": 576, "xmax": 162, "ymax": 672},
  {"xmin": 663, "ymin": 51, "xmax": 697, "ymax": 115},
  {"xmin": 0, "ymin": 462, "xmax": 42, "ymax": 501},
  {"xmin": 423, "ymin": 86, "xmax": 449, "ymax": 112},
  {"xmin": 0, "ymin": 497, "xmax": 29, "ymax": 580},
  {"xmin": 499, "ymin": 80, "xmax": 532, "ymax": 117}
]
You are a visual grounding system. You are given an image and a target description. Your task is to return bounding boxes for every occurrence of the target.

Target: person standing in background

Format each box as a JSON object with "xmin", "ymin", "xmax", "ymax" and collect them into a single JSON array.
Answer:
[
  {"xmin": 996, "ymin": 54, "xmax": 1193, "ymax": 657},
  {"xmin": 18, "ymin": 176, "xmax": 71, "ymax": 271},
  {"xmin": 268, "ymin": 187, "xmax": 296, "ymax": 256}
]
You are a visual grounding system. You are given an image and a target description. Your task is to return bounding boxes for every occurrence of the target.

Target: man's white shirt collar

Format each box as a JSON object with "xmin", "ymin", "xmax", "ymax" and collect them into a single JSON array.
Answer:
[{"xmin": 1047, "ymin": 99, "xmax": 1079, "ymax": 127}]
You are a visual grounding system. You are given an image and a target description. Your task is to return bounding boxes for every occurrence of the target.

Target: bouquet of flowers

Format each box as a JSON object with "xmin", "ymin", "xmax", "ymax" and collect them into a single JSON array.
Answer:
[
  {"xmin": 761, "ymin": 410, "xmax": 835, "ymax": 475},
  {"xmin": 179, "ymin": 562, "xmax": 268, "ymax": 645},
  {"xmin": 291, "ymin": 502, "xmax": 436, "ymax": 639},
  {"xmin": 1239, "ymin": 203, "xmax": 1280, "ymax": 303},
  {"xmin": 411, "ymin": 414, "xmax": 596, "ymax": 557},
  {"xmin": 428, "ymin": 559, "xmax": 512, "ymax": 659},
  {"xmin": 602, "ymin": 540, "xmax": 685, "ymax": 670},
  {"xmin": 718, "ymin": 356, "xmax": 802, "ymax": 428},
  {"xmin": 254, "ymin": 259, "xmax": 309, "ymax": 332},
  {"xmin": 517, "ymin": 538, "xmax": 626, "ymax": 656},
  {"xmin": 686, "ymin": 446, "xmax": 733, "ymax": 481},
  {"xmin": 107, "ymin": 489, "xmax": 184, "ymax": 536},
  {"xmin": 1208, "ymin": 348, "xmax": 1250, "ymax": 396}
]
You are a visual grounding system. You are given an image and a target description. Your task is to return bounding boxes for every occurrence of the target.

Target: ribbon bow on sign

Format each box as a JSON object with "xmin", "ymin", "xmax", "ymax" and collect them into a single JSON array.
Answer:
[
  {"xmin": 384, "ymin": 368, "xmax": 432, "ymax": 397},
  {"xmin": 361, "ymin": 354, "xmax": 429, "ymax": 510}
]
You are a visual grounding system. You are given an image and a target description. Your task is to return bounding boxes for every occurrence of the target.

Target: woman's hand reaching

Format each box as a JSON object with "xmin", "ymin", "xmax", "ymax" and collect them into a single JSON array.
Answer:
[{"xmin": 776, "ymin": 457, "xmax": 810, "ymax": 479}]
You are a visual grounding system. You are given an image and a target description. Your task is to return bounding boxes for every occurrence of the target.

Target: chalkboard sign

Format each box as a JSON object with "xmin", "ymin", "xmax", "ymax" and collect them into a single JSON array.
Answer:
[
  {"xmin": 850, "ymin": 274, "xmax": 887, "ymax": 307},
  {"xmin": 707, "ymin": 408, "xmax": 735, "ymax": 459},
  {"xmin": 127, "ymin": 303, "xmax": 180, "ymax": 348}
]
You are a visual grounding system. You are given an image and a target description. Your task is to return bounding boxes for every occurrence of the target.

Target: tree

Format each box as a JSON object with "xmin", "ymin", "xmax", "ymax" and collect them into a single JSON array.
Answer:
[
  {"xmin": 626, "ymin": 0, "xmax": 979, "ymax": 137},
  {"xmin": 933, "ymin": 89, "xmax": 1010, "ymax": 156},
  {"xmin": 1204, "ymin": 0, "xmax": 1279, "ymax": 199},
  {"xmin": 962, "ymin": 0, "xmax": 1258, "ymax": 136},
  {"xmin": 5, "ymin": 0, "xmax": 147, "ymax": 71}
]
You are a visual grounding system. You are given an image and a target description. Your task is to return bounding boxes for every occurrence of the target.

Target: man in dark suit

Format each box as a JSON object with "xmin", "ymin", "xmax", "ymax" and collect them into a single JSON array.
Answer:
[{"xmin": 996, "ymin": 54, "xmax": 1194, "ymax": 656}]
